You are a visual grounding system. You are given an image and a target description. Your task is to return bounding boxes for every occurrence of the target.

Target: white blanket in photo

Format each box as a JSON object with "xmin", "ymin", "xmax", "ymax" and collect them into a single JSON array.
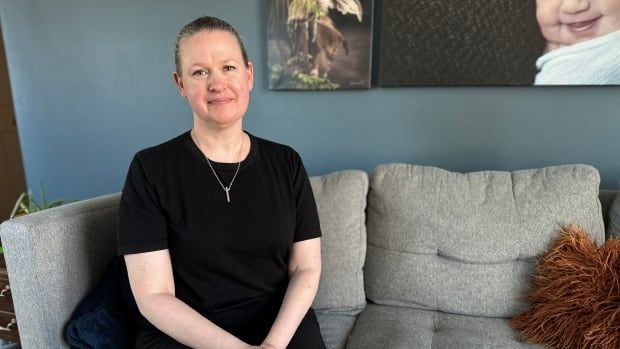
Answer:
[{"xmin": 535, "ymin": 29, "xmax": 620, "ymax": 85}]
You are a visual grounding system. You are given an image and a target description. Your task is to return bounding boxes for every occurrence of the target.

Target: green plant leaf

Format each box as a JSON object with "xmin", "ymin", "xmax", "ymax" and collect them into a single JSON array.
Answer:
[
  {"xmin": 27, "ymin": 189, "xmax": 34, "ymax": 212},
  {"xmin": 18, "ymin": 201, "xmax": 30, "ymax": 215},
  {"xmin": 48, "ymin": 199, "xmax": 69, "ymax": 208},
  {"xmin": 26, "ymin": 190, "xmax": 42, "ymax": 212},
  {"xmin": 40, "ymin": 181, "xmax": 48, "ymax": 208},
  {"xmin": 9, "ymin": 183, "xmax": 71, "ymax": 219},
  {"xmin": 9, "ymin": 192, "xmax": 27, "ymax": 219}
]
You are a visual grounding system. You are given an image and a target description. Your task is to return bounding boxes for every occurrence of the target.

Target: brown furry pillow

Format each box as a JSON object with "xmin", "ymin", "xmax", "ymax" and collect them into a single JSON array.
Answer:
[{"xmin": 512, "ymin": 224, "xmax": 620, "ymax": 349}]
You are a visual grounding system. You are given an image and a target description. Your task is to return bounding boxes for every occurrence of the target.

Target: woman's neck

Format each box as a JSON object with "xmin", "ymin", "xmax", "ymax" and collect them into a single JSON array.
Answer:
[{"xmin": 191, "ymin": 123, "xmax": 249, "ymax": 164}]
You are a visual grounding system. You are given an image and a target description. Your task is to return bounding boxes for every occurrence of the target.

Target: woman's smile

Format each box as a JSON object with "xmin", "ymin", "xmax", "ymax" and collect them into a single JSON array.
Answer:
[{"xmin": 208, "ymin": 97, "xmax": 234, "ymax": 105}]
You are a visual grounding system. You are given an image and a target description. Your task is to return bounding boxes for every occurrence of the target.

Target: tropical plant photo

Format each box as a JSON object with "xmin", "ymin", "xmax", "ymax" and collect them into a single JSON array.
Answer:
[{"xmin": 267, "ymin": 0, "xmax": 373, "ymax": 90}]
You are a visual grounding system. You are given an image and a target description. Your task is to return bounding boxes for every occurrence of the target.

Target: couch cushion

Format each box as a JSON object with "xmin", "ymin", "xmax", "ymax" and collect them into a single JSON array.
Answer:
[
  {"xmin": 599, "ymin": 189, "xmax": 617, "ymax": 237},
  {"xmin": 310, "ymin": 170, "xmax": 368, "ymax": 314},
  {"xmin": 608, "ymin": 187, "xmax": 620, "ymax": 239},
  {"xmin": 365, "ymin": 164, "xmax": 604, "ymax": 318},
  {"xmin": 346, "ymin": 304, "xmax": 541, "ymax": 349},
  {"xmin": 316, "ymin": 311, "xmax": 358, "ymax": 349}
]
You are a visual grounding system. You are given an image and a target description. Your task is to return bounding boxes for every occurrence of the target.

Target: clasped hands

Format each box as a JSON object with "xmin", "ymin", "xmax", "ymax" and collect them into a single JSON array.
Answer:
[
  {"xmin": 250, "ymin": 343, "xmax": 278, "ymax": 349},
  {"xmin": 249, "ymin": 342, "xmax": 280, "ymax": 349}
]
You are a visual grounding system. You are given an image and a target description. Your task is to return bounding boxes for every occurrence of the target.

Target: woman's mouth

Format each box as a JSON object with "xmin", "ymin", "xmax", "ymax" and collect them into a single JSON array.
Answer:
[
  {"xmin": 208, "ymin": 98, "xmax": 233, "ymax": 105},
  {"xmin": 566, "ymin": 16, "xmax": 601, "ymax": 34}
]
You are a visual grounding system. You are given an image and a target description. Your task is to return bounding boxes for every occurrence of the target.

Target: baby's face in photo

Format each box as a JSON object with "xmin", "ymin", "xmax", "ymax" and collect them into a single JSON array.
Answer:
[{"xmin": 536, "ymin": 0, "xmax": 620, "ymax": 50}]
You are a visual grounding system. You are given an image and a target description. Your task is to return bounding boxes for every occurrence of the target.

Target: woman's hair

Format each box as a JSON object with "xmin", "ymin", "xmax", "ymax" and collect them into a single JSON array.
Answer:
[{"xmin": 174, "ymin": 16, "xmax": 249, "ymax": 75}]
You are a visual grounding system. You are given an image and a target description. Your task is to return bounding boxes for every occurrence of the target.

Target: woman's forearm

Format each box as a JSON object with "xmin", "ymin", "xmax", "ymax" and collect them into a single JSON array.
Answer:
[
  {"xmin": 262, "ymin": 267, "xmax": 321, "ymax": 349},
  {"xmin": 139, "ymin": 293, "xmax": 251, "ymax": 349}
]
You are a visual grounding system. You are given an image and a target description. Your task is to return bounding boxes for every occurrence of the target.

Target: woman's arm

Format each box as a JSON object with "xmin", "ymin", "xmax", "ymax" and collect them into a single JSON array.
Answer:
[
  {"xmin": 125, "ymin": 250, "xmax": 256, "ymax": 349},
  {"xmin": 261, "ymin": 237, "xmax": 322, "ymax": 349}
]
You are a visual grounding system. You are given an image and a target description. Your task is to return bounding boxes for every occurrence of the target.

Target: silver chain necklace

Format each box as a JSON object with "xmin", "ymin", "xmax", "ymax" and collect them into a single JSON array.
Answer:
[{"xmin": 192, "ymin": 130, "xmax": 244, "ymax": 203}]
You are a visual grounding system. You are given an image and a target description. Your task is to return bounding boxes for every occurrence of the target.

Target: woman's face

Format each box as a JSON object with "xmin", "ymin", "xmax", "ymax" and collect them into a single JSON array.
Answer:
[
  {"xmin": 536, "ymin": 0, "xmax": 620, "ymax": 50},
  {"xmin": 174, "ymin": 30, "xmax": 253, "ymax": 128}
]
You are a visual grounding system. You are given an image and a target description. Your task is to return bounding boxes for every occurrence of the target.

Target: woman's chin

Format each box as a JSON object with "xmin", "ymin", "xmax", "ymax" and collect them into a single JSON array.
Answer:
[{"xmin": 197, "ymin": 115, "xmax": 243, "ymax": 129}]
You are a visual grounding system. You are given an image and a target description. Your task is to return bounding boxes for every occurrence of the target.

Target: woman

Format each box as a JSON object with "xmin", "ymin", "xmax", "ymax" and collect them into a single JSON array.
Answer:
[{"xmin": 118, "ymin": 16, "xmax": 326, "ymax": 349}]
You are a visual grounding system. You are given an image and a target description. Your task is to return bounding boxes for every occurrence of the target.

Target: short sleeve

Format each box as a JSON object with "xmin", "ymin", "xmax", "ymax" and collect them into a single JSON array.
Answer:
[
  {"xmin": 117, "ymin": 154, "xmax": 168, "ymax": 255},
  {"xmin": 292, "ymin": 154, "xmax": 322, "ymax": 242}
]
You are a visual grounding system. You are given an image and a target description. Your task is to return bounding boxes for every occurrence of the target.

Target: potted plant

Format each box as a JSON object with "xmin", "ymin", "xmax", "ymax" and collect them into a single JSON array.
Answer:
[
  {"xmin": 9, "ymin": 182, "xmax": 70, "ymax": 219},
  {"xmin": 1, "ymin": 183, "xmax": 70, "ymax": 256}
]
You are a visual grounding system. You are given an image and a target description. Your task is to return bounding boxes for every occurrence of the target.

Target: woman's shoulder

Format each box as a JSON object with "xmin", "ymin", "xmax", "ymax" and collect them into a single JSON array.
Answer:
[
  {"xmin": 251, "ymin": 133, "xmax": 300, "ymax": 160},
  {"xmin": 133, "ymin": 131, "xmax": 191, "ymax": 164}
]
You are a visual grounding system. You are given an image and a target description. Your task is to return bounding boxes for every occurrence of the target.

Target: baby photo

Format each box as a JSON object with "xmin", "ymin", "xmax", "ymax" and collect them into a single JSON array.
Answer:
[
  {"xmin": 379, "ymin": 0, "xmax": 619, "ymax": 86},
  {"xmin": 534, "ymin": 0, "xmax": 620, "ymax": 85}
]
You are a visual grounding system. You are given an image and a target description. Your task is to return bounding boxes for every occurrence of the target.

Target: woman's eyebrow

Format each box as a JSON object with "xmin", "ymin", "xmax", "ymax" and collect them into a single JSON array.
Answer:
[{"xmin": 189, "ymin": 58, "xmax": 238, "ymax": 66}]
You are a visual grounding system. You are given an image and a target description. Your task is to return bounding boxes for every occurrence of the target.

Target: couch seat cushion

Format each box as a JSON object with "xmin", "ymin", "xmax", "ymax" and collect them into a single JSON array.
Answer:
[
  {"xmin": 316, "ymin": 311, "xmax": 358, "ymax": 349},
  {"xmin": 346, "ymin": 304, "xmax": 541, "ymax": 349}
]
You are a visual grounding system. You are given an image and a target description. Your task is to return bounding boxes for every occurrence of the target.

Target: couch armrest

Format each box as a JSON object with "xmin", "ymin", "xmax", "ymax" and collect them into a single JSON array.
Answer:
[{"xmin": 0, "ymin": 193, "xmax": 121, "ymax": 348}]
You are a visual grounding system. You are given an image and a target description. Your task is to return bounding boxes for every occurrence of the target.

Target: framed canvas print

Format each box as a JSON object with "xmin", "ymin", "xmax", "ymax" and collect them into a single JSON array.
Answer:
[
  {"xmin": 268, "ymin": 0, "xmax": 374, "ymax": 90},
  {"xmin": 378, "ymin": 0, "xmax": 620, "ymax": 86}
]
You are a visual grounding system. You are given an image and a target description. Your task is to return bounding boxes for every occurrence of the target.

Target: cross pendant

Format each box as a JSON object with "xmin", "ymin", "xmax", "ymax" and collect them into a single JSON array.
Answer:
[{"xmin": 224, "ymin": 187, "xmax": 230, "ymax": 203}]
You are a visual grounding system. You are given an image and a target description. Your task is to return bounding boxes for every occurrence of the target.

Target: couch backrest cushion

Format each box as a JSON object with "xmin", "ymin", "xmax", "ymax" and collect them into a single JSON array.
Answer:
[
  {"xmin": 599, "ymin": 190, "xmax": 618, "ymax": 233},
  {"xmin": 608, "ymin": 189, "xmax": 620, "ymax": 239},
  {"xmin": 365, "ymin": 164, "xmax": 604, "ymax": 318},
  {"xmin": 310, "ymin": 170, "xmax": 368, "ymax": 314}
]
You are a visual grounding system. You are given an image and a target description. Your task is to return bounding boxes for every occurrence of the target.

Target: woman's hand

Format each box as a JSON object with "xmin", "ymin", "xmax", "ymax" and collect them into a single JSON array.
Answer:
[{"xmin": 259, "ymin": 343, "xmax": 281, "ymax": 349}]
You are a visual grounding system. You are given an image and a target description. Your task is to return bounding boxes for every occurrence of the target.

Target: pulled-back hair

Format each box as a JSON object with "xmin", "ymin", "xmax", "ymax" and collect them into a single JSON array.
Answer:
[{"xmin": 174, "ymin": 16, "xmax": 249, "ymax": 75}]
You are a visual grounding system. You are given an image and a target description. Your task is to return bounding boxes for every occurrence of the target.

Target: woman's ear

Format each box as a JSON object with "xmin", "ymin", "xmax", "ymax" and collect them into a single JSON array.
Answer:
[
  {"xmin": 173, "ymin": 71, "xmax": 186, "ymax": 98},
  {"xmin": 247, "ymin": 62, "xmax": 254, "ymax": 92}
]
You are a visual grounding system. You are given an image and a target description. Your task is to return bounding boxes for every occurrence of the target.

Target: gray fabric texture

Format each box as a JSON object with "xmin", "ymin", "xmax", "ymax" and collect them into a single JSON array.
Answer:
[
  {"xmin": 0, "ymin": 193, "xmax": 121, "ymax": 349},
  {"xmin": 310, "ymin": 170, "xmax": 368, "ymax": 314},
  {"xmin": 316, "ymin": 311, "xmax": 358, "ymax": 349},
  {"xmin": 365, "ymin": 164, "xmax": 604, "ymax": 318},
  {"xmin": 607, "ymin": 188, "xmax": 620, "ymax": 239},
  {"xmin": 599, "ymin": 190, "xmax": 617, "ymax": 231},
  {"xmin": 345, "ymin": 304, "xmax": 541, "ymax": 349}
]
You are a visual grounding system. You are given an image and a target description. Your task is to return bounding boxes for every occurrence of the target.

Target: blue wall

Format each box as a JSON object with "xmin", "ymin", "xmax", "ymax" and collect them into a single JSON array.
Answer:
[{"xmin": 1, "ymin": 0, "xmax": 619, "ymax": 201}]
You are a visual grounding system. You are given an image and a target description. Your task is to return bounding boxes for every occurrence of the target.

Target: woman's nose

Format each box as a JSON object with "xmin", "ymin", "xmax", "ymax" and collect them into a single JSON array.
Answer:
[
  {"xmin": 207, "ymin": 72, "xmax": 225, "ymax": 92},
  {"xmin": 560, "ymin": 0, "xmax": 589, "ymax": 14}
]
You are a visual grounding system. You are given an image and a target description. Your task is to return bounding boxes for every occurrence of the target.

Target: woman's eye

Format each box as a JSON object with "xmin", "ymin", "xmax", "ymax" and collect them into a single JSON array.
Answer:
[
  {"xmin": 193, "ymin": 69, "xmax": 208, "ymax": 77},
  {"xmin": 224, "ymin": 65, "xmax": 236, "ymax": 72}
]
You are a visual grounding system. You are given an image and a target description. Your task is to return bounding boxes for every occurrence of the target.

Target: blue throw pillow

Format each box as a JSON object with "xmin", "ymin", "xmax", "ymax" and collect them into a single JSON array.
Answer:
[{"xmin": 65, "ymin": 256, "xmax": 138, "ymax": 349}]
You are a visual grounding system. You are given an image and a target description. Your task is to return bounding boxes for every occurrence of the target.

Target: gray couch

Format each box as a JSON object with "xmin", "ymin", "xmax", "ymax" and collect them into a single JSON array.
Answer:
[{"xmin": 1, "ymin": 163, "xmax": 618, "ymax": 349}]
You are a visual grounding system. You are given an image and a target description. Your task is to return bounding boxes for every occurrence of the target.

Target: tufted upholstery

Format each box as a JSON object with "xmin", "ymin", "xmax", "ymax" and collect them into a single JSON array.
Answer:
[
  {"xmin": 365, "ymin": 164, "xmax": 603, "ymax": 318},
  {"xmin": 346, "ymin": 304, "xmax": 539, "ymax": 348}
]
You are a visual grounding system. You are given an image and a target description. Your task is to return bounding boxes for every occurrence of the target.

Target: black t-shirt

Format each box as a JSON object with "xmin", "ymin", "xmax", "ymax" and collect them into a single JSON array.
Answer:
[{"xmin": 117, "ymin": 130, "xmax": 321, "ymax": 318}]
